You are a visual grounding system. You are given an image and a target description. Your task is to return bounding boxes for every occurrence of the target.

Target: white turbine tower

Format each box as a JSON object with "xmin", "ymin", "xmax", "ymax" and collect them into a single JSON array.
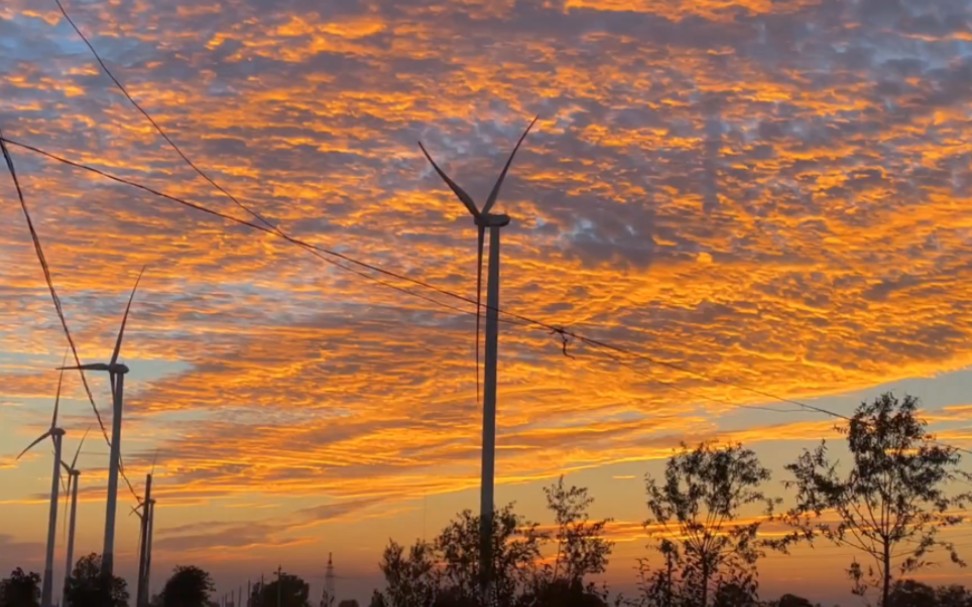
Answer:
[
  {"xmin": 417, "ymin": 116, "xmax": 537, "ymax": 602},
  {"xmin": 60, "ymin": 267, "xmax": 144, "ymax": 576},
  {"xmin": 17, "ymin": 364, "xmax": 68, "ymax": 607},
  {"xmin": 60, "ymin": 428, "xmax": 89, "ymax": 606}
]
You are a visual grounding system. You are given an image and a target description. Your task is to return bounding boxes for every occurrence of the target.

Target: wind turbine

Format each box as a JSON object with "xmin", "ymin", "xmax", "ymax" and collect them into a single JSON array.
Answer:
[
  {"xmin": 134, "ymin": 458, "xmax": 158, "ymax": 607},
  {"xmin": 17, "ymin": 364, "xmax": 68, "ymax": 607},
  {"xmin": 60, "ymin": 428, "xmax": 89, "ymax": 607},
  {"xmin": 59, "ymin": 267, "xmax": 144, "ymax": 576},
  {"xmin": 417, "ymin": 116, "xmax": 538, "ymax": 601}
]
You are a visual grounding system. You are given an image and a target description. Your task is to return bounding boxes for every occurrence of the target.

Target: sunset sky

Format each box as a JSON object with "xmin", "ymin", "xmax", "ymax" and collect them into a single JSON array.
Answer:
[{"xmin": 2, "ymin": 0, "xmax": 972, "ymax": 604}]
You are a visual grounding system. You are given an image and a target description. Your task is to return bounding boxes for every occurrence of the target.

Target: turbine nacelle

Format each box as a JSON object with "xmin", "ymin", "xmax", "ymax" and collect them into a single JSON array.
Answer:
[
  {"xmin": 59, "ymin": 362, "xmax": 130, "ymax": 374},
  {"xmin": 475, "ymin": 213, "xmax": 510, "ymax": 229}
]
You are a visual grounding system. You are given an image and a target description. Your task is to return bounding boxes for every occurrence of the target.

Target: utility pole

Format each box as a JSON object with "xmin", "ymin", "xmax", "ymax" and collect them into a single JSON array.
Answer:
[{"xmin": 275, "ymin": 565, "xmax": 282, "ymax": 607}]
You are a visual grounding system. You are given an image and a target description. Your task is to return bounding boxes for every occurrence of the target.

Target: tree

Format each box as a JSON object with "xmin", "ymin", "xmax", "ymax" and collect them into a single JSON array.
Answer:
[
  {"xmin": 63, "ymin": 554, "xmax": 129, "ymax": 607},
  {"xmin": 376, "ymin": 503, "xmax": 547, "ymax": 607},
  {"xmin": 250, "ymin": 573, "xmax": 310, "ymax": 607},
  {"xmin": 435, "ymin": 504, "xmax": 545, "ymax": 606},
  {"xmin": 634, "ymin": 539, "xmax": 681, "ymax": 607},
  {"xmin": 935, "ymin": 584, "xmax": 972, "ymax": 607},
  {"xmin": 936, "ymin": 584, "xmax": 972, "ymax": 607},
  {"xmin": 0, "ymin": 568, "xmax": 41, "ymax": 607},
  {"xmin": 642, "ymin": 442, "xmax": 776, "ymax": 607},
  {"xmin": 536, "ymin": 476, "xmax": 613, "ymax": 603},
  {"xmin": 784, "ymin": 393, "xmax": 972, "ymax": 607},
  {"xmin": 887, "ymin": 579, "xmax": 936, "ymax": 607},
  {"xmin": 378, "ymin": 539, "xmax": 438, "ymax": 607},
  {"xmin": 367, "ymin": 591, "xmax": 387, "ymax": 607},
  {"xmin": 770, "ymin": 594, "xmax": 814, "ymax": 607},
  {"xmin": 160, "ymin": 566, "xmax": 214, "ymax": 607}
]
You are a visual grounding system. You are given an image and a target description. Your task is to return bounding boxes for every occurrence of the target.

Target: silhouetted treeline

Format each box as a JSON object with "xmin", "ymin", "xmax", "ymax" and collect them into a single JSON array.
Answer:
[
  {"xmin": 3, "ymin": 393, "xmax": 970, "ymax": 607},
  {"xmin": 368, "ymin": 393, "xmax": 972, "ymax": 607}
]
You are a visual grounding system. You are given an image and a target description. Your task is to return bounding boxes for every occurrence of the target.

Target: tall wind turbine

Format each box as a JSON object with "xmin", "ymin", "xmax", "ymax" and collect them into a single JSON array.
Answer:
[
  {"xmin": 17, "ymin": 365, "xmax": 68, "ymax": 607},
  {"xmin": 417, "ymin": 116, "xmax": 538, "ymax": 602},
  {"xmin": 60, "ymin": 267, "xmax": 144, "ymax": 576},
  {"xmin": 61, "ymin": 428, "xmax": 89, "ymax": 606}
]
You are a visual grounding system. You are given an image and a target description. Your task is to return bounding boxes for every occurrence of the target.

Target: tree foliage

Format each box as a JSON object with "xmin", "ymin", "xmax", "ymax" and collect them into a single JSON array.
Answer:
[
  {"xmin": 639, "ymin": 442, "xmax": 775, "ymax": 607},
  {"xmin": 0, "ymin": 568, "xmax": 41, "ymax": 607},
  {"xmin": 250, "ymin": 572, "xmax": 310, "ymax": 607},
  {"xmin": 63, "ymin": 554, "xmax": 129, "ymax": 607},
  {"xmin": 536, "ymin": 476, "xmax": 613, "ymax": 602},
  {"xmin": 783, "ymin": 393, "xmax": 972, "ymax": 607},
  {"xmin": 160, "ymin": 565, "xmax": 214, "ymax": 607},
  {"xmin": 378, "ymin": 503, "xmax": 545, "ymax": 607}
]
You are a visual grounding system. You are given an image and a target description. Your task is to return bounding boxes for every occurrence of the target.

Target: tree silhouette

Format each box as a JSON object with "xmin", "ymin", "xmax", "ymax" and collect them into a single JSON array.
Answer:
[
  {"xmin": 935, "ymin": 584, "xmax": 972, "ymax": 607},
  {"xmin": 770, "ymin": 594, "xmax": 815, "ymax": 607},
  {"xmin": 250, "ymin": 573, "xmax": 310, "ymax": 607},
  {"xmin": 435, "ymin": 504, "xmax": 544, "ymax": 607},
  {"xmin": 160, "ymin": 566, "xmax": 214, "ymax": 607},
  {"xmin": 378, "ymin": 539, "xmax": 438, "ymax": 607},
  {"xmin": 783, "ymin": 393, "xmax": 972, "ymax": 607},
  {"xmin": 63, "ymin": 554, "xmax": 129, "ymax": 607},
  {"xmin": 377, "ymin": 502, "xmax": 550, "ymax": 607},
  {"xmin": 536, "ymin": 476, "xmax": 613, "ymax": 602},
  {"xmin": 0, "ymin": 568, "xmax": 41, "ymax": 607},
  {"xmin": 641, "ymin": 442, "xmax": 776, "ymax": 607},
  {"xmin": 887, "ymin": 579, "xmax": 937, "ymax": 607},
  {"xmin": 634, "ymin": 538, "xmax": 681, "ymax": 607},
  {"xmin": 366, "ymin": 590, "xmax": 387, "ymax": 607}
]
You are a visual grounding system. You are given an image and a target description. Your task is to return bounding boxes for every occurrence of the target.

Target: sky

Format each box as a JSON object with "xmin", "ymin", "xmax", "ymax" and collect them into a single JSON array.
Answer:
[{"xmin": 1, "ymin": 0, "xmax": 972, "ymax": 604}]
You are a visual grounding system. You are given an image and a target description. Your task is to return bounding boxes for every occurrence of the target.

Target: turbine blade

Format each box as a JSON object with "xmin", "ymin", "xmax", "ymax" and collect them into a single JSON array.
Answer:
[
  {"xmin": 417, "ymin": 141, "xmax": 480, "ymax": 217},
  {"xmin": 51, "ymin": 351, "xmax": 68, "ymax": 429},
  {"xmin": 16, "ymin": 431, "xmax": 52, "ymax": 460},
  {"xmin": 58, "ymin": 363, "xmax": 110, "ymax": 371},
  {"xmin": 111, "ymin": 265, "xmax": 145, "ymax": 366},
  {"xmin": 70, "ymin": 428, "xmax": 90, "ymax": 469},
  {"xmin": 481, "ymin": 115, "xmax": 538, "ymax": 216}
]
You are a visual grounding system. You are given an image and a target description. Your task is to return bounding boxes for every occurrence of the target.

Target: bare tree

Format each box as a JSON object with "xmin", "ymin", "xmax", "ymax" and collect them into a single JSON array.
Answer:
[{"xmin": 783, "ymin": 393, "xmax": 972, "ymax": 607}]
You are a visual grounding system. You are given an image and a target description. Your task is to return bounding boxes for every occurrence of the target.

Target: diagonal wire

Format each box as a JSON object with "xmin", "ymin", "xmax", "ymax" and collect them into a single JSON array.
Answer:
[
  {"xmin": 0, "ymin": 138, "xmax": 872, "ymax": 421},
  {"xmin": 1, "ymin": 132, "xmax": 139, "ymax": 500},
  {"xmin": 6, "ymin": 136, "xmax": 972, "ymax": 457}
]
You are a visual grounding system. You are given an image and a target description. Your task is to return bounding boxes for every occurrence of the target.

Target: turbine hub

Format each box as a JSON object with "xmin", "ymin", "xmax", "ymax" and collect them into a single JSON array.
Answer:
[
  {"xmin": 475, "ymin": 213, "xmax": 511, "ymax": 228},
  {"xmin": 51, "ymin": 427, "xmax": 66, "ymax": 437},
  {"xmin": 109, "ymin": 363, "xmax": 130, "ymax": 374}
]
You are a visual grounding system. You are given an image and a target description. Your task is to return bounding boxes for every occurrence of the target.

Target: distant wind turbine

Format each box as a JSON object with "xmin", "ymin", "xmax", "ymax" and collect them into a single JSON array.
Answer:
[
  {"xmin": 59, "ymin": 267, "xmax": 144, "ymax": 576},
  {"xmin": 17, "ymin": 362, "xmax": 68, "ymax": 607},
  {"xmin": 60, "ymin": 428, "xmax": 88, "ymax": 607},
  {"xmin": 417, "ymin": 116, "xmax": 538, "ymax": 602},
  {"xmin": 134, "ymin": 456, "xmax": 158, "ymax": 607}
]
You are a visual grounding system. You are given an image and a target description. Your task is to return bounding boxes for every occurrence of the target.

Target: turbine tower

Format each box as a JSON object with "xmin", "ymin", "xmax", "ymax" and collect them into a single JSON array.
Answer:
[
  {"xmin": 418, "ymin": 116, "xmax": 537, "ymax": 602},
  {"xmin": 135, "ymin": 473, "xmax": 153, "ymax": 607},
  {"xmin": 17, "ymin": 364, "xmax": 68, "ymax": 607},
  {"xmin": 60, "ymin": 267, "xmax": 144, "ymax": 576},
  {"xmin": 61, "ymin": 428, "xmax": 89, "ymax": 607}
]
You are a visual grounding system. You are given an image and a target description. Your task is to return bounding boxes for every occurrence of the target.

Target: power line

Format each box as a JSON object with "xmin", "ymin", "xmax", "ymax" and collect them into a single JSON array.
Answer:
[
  {"xmin": 7, "ymin": 1, "xmax": 857, "ymax": 422},
  {"xmin": 1, "ymin": 132, "xmax": 139, "ymax": 501},
  {"xmin": 11, "ymin": 135, "xmax": 972, "ymax": 450},
  {"xmin": 0, "ymin": 136, "xmax": 819, "ymax": 416},
  {"xmin": 9, "ymin": 0, "xmax": 972, "ymax": 447}
]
